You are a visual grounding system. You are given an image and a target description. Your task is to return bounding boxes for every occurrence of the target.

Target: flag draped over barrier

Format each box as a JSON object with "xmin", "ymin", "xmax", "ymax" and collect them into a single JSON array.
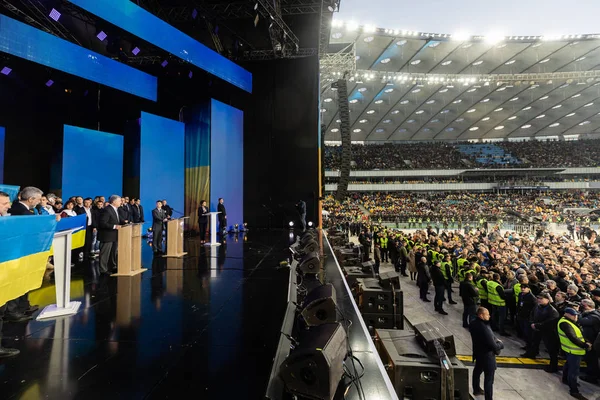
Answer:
[
  {"xmin": 56, "ymin": 213, "xmax": 87, "ymax": 249},
  {"xmin": 0, "ymin": 184, "xmax": 19, "ymax": 201},
  {"xmin": 0, "ymin": 215, "xmax": 58, "ymax": 307}
]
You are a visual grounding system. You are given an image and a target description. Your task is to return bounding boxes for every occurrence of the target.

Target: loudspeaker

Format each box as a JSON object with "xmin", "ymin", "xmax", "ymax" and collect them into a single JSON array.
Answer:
[
  {"xmin": 375, "ymin": 329, "xmax": 469, "ymax": 400},
  {"xmin": 414, "ymin": 320, "xmax": 456, "ymax": 357},
  {"xmin": 301, "ymin": 284, "xmax": 337, "ymax": 326},
  {"xmin": 357, "ymin": 280, "xmax": 403, "ymax": 327},
  {"xmin": 302, "ymin": 239, "xmax": 319, "ymax": 253},
  {"xmin": 362, "ymin": 312, "xmax": 403, "ymax": 330},
  {"xmin": 379, "ymin": 271, "xmax": 401, "ymax": 289},
  {"xmin": 279, "ymin": 323, "xmax": 348, "ymax": 400},
  {"xmin": 298, "ymin": 252, "xmax": 321, "ymax": 274},
  {"xmin": 344, "ymin": 267, "xmax": 374, "ymax": 287}
]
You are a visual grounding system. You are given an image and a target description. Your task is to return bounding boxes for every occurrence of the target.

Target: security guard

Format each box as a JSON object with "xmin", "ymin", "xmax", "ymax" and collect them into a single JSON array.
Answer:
[
  {"xmin": 487, "ymin": 273, "xmax": 510, "ymax": 336},
  {"xmin": 380, "ymin": 234, "xmax": 389, "ymax": 263},
  {"xmin": 477, "ymin": 273, "xmax": 489, "ymax": 310},
  {"xmin": 558, "ymin": 308, "xmax": 591, "ymax": 399},
  {"xmin": 470, "ymin": 307, "xmax": 504, "ymax": 400},
  {"xmin": 441, "ymin": 254, "xmax": 457, "ymax": 304}
]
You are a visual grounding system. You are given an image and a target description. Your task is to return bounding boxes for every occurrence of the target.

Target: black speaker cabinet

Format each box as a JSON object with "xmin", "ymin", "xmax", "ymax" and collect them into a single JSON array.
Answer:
[
  {"xmin": 362, "ymin": 312, "xmax": 403, "ymax": 330},
  {"xmin": 301, "ymin": 284, "xmax": 337, "ymax": 326},
  {"xmin": 298, "ymin": 252, "xmax": 321, "ymax": 274},
  {"xmin": 302, "ymin": 239, "xmax": 319, "ymax": 253},
  {"xmin": 344, "ymin": 267, "xmax": 374, "ymax": 287},
  {"xmin": 357, "ymin": 280, "xmax": 403, "ymax": 322},
  {"xmin": 413, "ymin": 321, "xmax": 456, "ymax": 357},
  {"xmin": 379, "ymin": 271, "xmax": 401, "ymax": 289},
  {"xmin": 279, "ymin": 323, "xmax": 348, "ymax": 400},
  {"xmin": 375, "ymin": 329, "xmax": 469, "ymax": 400}
]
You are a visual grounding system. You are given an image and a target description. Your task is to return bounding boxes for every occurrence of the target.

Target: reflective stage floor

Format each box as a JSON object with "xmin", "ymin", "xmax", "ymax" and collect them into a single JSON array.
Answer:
[{"xmin": 0, "ymin": 231, "xmax": 294, "ymax": 399}]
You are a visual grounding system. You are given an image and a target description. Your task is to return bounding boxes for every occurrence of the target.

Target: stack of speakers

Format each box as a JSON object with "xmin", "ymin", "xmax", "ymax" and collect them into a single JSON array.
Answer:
[
  {"xmin": 375, "ymin": 328, "xmax": 469, "ymax": 400},
  {"xmin": 356, "ymin": 273, "xmax": 404, "ymax": 331},
  {"xmin": 278, "ymin": 283, "xmax": 349, "ymax": 400}
]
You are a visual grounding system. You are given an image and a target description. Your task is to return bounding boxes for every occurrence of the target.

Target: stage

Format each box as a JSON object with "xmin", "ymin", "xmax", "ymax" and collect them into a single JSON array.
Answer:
[{"xmin": 0, "ymin": 231, "xmax": 293, "ymax": 399}]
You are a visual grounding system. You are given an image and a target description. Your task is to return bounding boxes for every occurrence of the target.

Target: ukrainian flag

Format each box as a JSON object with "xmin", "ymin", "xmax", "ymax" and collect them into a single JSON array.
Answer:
[
  {"xmin": 0, "ymin": 215, "xmax": 58, "ymax": 307},
  {"xmin": 0, "ymin": 184, "xmax": 19, "ymax": 201},
  {"xmin": 56, "ymin": 213, "xmax": 87, "ymax": 249}
]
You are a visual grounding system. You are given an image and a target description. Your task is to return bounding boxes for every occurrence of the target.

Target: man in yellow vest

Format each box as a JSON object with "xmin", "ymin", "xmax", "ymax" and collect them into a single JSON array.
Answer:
[
  {"xmin": 380, "ymin": 235, "xmax": 389, "ymax": 263},
  {"xmin": 487, "ymin": 273, "xmax": 510, "ymax": 336},
  {"xmin": 558, "ymin": 308, "xmax": 591, "ymax": 399}
]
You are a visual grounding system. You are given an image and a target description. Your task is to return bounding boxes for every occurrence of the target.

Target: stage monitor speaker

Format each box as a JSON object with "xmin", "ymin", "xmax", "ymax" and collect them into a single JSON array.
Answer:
[
  {"xmin": 302, "ymin": 239, "xmax": 319, "ymax": 253},
  {"xmin": 362, "ymin": 312, "xmax": 403, "ymax": 330},
  {"xmin": 298, "ymin": 252, "xmax": 321, "ymax": 274},
  {"xmin": 279, "ymin": 323, "xmax": 348, "ymax": 400},
  {"xmin": 375, "ymin": 329, "xmax": 469, "ymax": 400},
  {"xmin": 379, "ymin": 271, "xmax": 401, "ymax": 289},
  {"xmin": 361, "ymin": 260, "xmax": 376, "ymax": 276},
  {"xmin": 413, "ymin": 320, "xmax": 456, "ymax": 357},
  {"xmin": 301, "ymin": 284, "xmax": 337, "ymax": 326}
]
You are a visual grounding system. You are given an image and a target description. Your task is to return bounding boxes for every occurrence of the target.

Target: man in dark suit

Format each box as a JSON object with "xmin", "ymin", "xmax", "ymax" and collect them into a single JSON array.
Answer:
[
  {"xmin": 135, "ymin": 199, "xmax": 145, "ymax": 224},
  {"xmin": 470, "ymin": 307, "xmax": 504, "ymax": 400},
  {"xmin": 162, "ymin": 200, "xmax": 173, "ymax": 218},
  {"xmin": 152, "ymin": 200, "xmax": 168, "ymax": 253},
  {"xmin": 98, "ymin": 195, "xmax": 123, "ymax": 273},
  {"xmin": 74, "ymin": 196, "xmax": 85, "ymax": 215},
  {"xmin": 118, "ymin": 198, "xmax": 131, "ymax": 224},
  {"xmin": 128, "ymin": 198, "xmax": 140, "ymax": 223},
  {"xmin": 217, "ymin": 198, "xmax": 227, "ymax": 234},
  {"xmin": 197, "ymin": 200, "xmax": 209, "ymax": 244}
]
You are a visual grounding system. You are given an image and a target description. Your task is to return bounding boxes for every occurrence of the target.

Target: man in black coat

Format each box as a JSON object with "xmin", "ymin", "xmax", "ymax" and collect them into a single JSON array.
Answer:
[
  {"xmin": 470, "ymin": 307, "xmax": 504, "ymax": 400},
  {"xmin": 516, "ymin": 284, "xmax": 536, "ymax": 349},
  {"xmin": 197, "ymin": 200, "xmax": 209, "ymax": 243},
  {"xmin": 579, "ymin": 299, "xmax": 600, "ymax": 384},
  {"xmin": 217, "ymin": 198, "xmax": 227, "ymax": 233},
  {"xmin": 416, "ymin": 256, "xmax": 431, "ymax": 302},
  {"xmin": 135, "ymin": 199, "xmax": 145, "ymax": 224},
  {"xmin": 98, "ymin": 195, "xmax": 124, "ymax": 273},
  {"xmin": 431, "ymin": 261, "xmax": 448, "ymax": 315},
  {"xmin": 460, "ymin": 272, "xmax": 479, "ymax": 328},
  {"xmin": 522, "ymin": 292, "xmax": 560, "ymax": 372}
]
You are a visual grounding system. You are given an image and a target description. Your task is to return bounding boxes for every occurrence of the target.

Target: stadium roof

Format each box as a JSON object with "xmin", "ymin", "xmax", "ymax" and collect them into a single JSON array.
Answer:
[{"xmin": 321, "ymin": 24, "xmax": 600, "ymax": 142}]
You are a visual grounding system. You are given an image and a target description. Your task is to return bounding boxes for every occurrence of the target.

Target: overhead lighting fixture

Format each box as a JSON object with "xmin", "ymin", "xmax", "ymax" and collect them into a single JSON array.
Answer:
[
  {"xmin": 346, "ymin": 21, "xmax": 358, "ymax": 32},
  {"xmin": 396, "ymin": 40, "xmax": 407, "ymax": 46},
  {"xmin": 552, "ymin": 104, "xmax": 562, "ymax": 109},
  {"xmin": 364, "ymin": 36, "xmax": 374, "ymax": 43},
  {"xmin": 473, "ymin": 60, "xmax": 483, "ymax": 66},
  {"xmin": 462, "ymin": 43, "xmax": 473, "ymax": 49},
  {"xmin": 391, "ymin": 110, "xmax": 400, "ymax": 114},
  {"xmin": 400, "ymin": 100, "xmax": 410, "ymax": 104},
  {"xmin": 415, "ymin": 110, "xmax": 425, "ymax": 114},
  {"xmin": 469, "ymin": 127, "xmax": 479, "ymax": 131},
  {"xmin": 349, "ymin": 99, "xmax": 358, "ymax": 104},
  {"xmin": 566, "ymin": 112, "xmax": 576, "ymax": 117},
  {"xmin": 579, "ymin": 121, "xmax": 591, "ymax": 126},
  {"xmin": 484, "ymin": 32, "xmax": 505, "ymax": 44},
  {"xmin": 49, "ymin": 8, "xmax": 61, "ymax": 21},
  {"xmin": 364, "ymin": 25, "xmax": 376, "ymax": 33},
  {"xmin": 452, "ymin": 32, "xmax": 470, "ymax": 41},
  {"xmin": 576, "ymin": 56, "xmax": 586, "ymax": 61},
  {"xmin": 375, "ymin": 128, "xmax": 385, "ymax": 133},
  {"xmin": 96, "ymin": 31, "xmax": 107, "ymax": 41},
  {"xmin": 539, "ymin": 58, "xmax": 550, "ymax": 63},
  {"xmin": 536, "ymin": 114, "xmax": 546, "ymax": 119},
  {"xmin": 505, "ymin": 60, "xmax": 516, "ymax": 65},
  {"xmin": 0, "ymin": 66, "xmax": 11, "ymax": 75},
  {"xmin": 383, "ymin": 119, "xmax": 392, "ymax": 123},
  {"xmin": 132, "ymin": 47, "xmax": 140, "ymax": 55},
  {"xmin": 353, "ymin": 128, "xmax": 362, "ymax": 133},
  {"xmin": 161, "ymin": 59, "xmax": 169, "ymax": 67},
  {"xmin": 412, "ymin": 88, "xmax": 421, "ymax": 93},
  {"xmin": 508, "ymin": 116, "xmax": 517, "ymax": 120},
  {"xmin": 398, "ymin": 128, "xmax": 407, "ymax": 133},
  {"xmin": 374, "ymin": 99, "xmax": 384, "ymax": 104},
  {"xmin": 522, "ymin": 106, "xmax": 532, "ymax": 111},
  {"xmin": 456, "ymin": 118, "xmax": 465, "ymax": 122},
  {"xmin": 549, "ymin": 123, "xmax": 560, "ymax": 127},
  {"xmin": 572, "ymin": 93, "xmax": 581, "ymax": 98},
  {"xmin": 522, "ymin": 124, "xmax": 532, "ymax": 129},
  {"xmin": 495, "ymin": 126, "xmax": 504, "ymax": 130},
  {"xmin": 467, "ymin": 88, "xmax": 477, "ymax": 92},
  {"xmin": 584, "ymin": 102, "xmax": 594, "ymax": 107},
  {"xmin": 510, "ymin": 97, "xmax": 519, "ymax": 101},
  {"xmin": 426, "ymin": 100, "xmax": 435, "ymax": 104},
  {"xmin": 384, "ymin": 88, "xmax": 394, "ymax": 93},
  {"xmin": 439, "ymin": 88, "xmax": 449, "ymax": 93},
  {"xmin": 481, "ymin": 98, "xmax": 490, "ymax": 103},
  {"xmin": 359, "ymin": 119, "xmax": 368, "ymax": 123},
  {"xmin": 323, "ymin": 98, "xmax": 333, "ymax": 102},
  {"xmin": 539, "ymin": 95, "xmax": 549, "ymax": 100},
  {"xmin": 407, "ymin": 119, "xmax": 416, "ymax": 123},
  {"xmin": 494, "ymin": 108, "xmax": 503, "ymax": 112},
  {"xmin": 331, "ymin": 128, "xmax": 339, "ymax": 132},
  {"xmin": 366, "ymin": 110, "xmax": 375, "ymax": 114},
  {"xmin": 453, "ymin": 99, "xmax": 462, "ymax": 104},
  {"xmin": 431, "ymin": 119, "xmax": 440, "ymax": 123},
  {"xmin": 441, "ymin": 60, "xmax": 452, "ymax": 66},
  {"xmin": 441, "ymin": 109, "xmax": 450, "ymax": 114},
  {"xmin": 320, "ymin": 108, "xmax": 327, "ymax": 113},
  {"xmin": 358, "ymin": 87, "xmax": 367, "ymax": 92},
  {"xmin": 45, "ymin": 79, "xmax": 54, "ymax": 87},
  {"xmin": 446, "ymin": 127, "xmax": 455, "ymax": 132},
  {"xmin": 482, "ymin": 117, "xmax": 490, "ymax": 121},
  {"xmin": 467, "ymin": 108, "xmax": 476, "ymax": 113},
  {"xmin": 410, "ymin": 59, "xmax": 421, "ymax": 65}
]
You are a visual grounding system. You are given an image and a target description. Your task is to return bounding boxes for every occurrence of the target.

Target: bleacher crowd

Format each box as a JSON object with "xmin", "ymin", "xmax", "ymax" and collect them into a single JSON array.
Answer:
[{"xmin": 324, "ymin": 139, "xmax": 600, "ymax": 170}]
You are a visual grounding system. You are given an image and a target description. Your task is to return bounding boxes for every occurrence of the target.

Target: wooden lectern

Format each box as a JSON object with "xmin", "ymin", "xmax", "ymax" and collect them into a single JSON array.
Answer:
[
  {"xmin": 112, "ymin": 223, "xmax": 147, "ymax": 277},
  {"xmin": 163, "ymin": 217, "xmax": 188, "ymax": 258}
]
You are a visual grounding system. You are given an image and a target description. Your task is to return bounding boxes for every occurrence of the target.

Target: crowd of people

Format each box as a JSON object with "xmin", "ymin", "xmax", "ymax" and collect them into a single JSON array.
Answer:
[
  {"xmin": 324, "ymin": 139, "xmax": 600, "ymax": 170},
  {"xmin": 342, "ymin": 221, "xmax": 600, "ymax": 400},
  {"xmin": 323, "ymin": 192, "xmax": 600, "ymax": 224}
]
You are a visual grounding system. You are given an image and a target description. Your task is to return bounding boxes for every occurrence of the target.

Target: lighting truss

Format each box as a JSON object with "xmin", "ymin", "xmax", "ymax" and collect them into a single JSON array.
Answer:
[
  {"xmin": 254, "ymin": 0, "xmax": 300, "ymax": 56},
  {"xmin": 123, "ymin": 48, "xmax": 316, "ymax": 65},
  {"xmin": 319, "ymin": 44, "xmax": 356, "ymax": 91}
]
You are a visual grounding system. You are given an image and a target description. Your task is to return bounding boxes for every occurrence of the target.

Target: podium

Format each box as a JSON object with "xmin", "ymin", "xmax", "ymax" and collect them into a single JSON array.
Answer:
[
  {"xmin": 204, "ymin": 212, "xmax": 221, "ymax": 247},
  {"xmin": 163, "ymin": 217, "xmax": 188, "ymax": 257},
  {"xmin": 112, "ymin": 223, "xmax": 147, "ymax": 277},
  {"xmin": 37, "ymin": 229, "xmax": 82, "ymax": 320}
]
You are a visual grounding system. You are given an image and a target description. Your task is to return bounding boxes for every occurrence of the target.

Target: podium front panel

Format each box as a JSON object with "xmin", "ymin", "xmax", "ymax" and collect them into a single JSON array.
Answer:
[{"xmin": 117, "ymin": 225, "xmax": 133, "ymax": 273}]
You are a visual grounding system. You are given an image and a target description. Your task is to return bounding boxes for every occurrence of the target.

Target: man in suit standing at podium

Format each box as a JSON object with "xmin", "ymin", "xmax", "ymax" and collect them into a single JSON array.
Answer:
[
  {"xmin": 152, "ymin": 200, "xmax": 168, "ymax": 253},
  {"xmin": 217, "ymin": 198, "xmax": 227, "ymax": 234},
  {"xmin": 98, "ymin": 195, "xmax": 123, "ymax": 274}
]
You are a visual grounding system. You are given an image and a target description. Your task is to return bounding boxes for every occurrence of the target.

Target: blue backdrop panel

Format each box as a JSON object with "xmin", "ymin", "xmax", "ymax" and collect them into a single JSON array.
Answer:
[
  {"xmin": 0, "ymin": 126, "xmax": 4, "ymax": 183},
  {"xmin": 210, "ymin": 100, "xmax": 243, "ymax": 228},
  {"xmin": 67, "ymin": 0, "xmax": 252, "ymax": 93},
  {"xmin": 62, "ymin": 125, "xmax": 123, "ymax": 199},
  {"xmin": 140, "ymin": 112, "xmax": 184, "ymax": 225},
  {"xmin": 0, "ymin": 15, "xmax": 157, "ymax": 101}
]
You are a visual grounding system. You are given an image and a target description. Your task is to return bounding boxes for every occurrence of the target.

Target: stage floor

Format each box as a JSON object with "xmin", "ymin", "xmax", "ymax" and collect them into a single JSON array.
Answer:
[{"xmin": 0, "ymin": 231, "xmax": 293, "ymax": 399}]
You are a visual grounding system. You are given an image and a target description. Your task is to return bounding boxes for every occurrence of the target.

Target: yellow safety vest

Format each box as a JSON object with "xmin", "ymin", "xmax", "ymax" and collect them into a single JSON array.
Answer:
[
  {"xmin": 557, "ymin": 317, "xmax": 586, "ymax": 356},
  {"xmin": 380, "ymin": 237, "xmax": 388, "ymax": 249},
  {"xmin": 441, "ymin": 262, "xmax": 452, "ymax": 280},
  {"xmin": 514, "ymin": 283, "xmax": 521, "ymax": 303},
  {"xmin": 477, "ymin": 279, "xmax": 487, "ymax": 301},
  {"xmin": 487, "ymin": 281, "xmax": 505, "ymax": 307}
]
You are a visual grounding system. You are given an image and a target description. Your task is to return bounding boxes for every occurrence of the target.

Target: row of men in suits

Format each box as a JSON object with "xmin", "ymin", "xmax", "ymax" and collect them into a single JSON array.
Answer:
[{"xmin": 197, "ymin": 198, "xmax": 227, "ymax": 243}]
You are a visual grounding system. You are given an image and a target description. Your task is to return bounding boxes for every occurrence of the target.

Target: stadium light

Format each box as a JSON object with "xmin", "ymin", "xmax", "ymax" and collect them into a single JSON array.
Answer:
[
  {"xmin": 289, "ymin": 221, "xmax": 295, "ymax": 228},
  {"xmin": 484, "ymin": 32, "xmax": 505, "ymax": 44},
  {"xmin": 451, "ymin": 31, "xmax": 470, "ymax": 41}
]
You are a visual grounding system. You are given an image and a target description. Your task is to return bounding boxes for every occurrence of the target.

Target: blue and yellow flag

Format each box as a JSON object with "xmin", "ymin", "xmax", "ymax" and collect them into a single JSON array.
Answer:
[
  {"xmin": 56, "ymin": 213, "xmax": 87, "ymax": 249},
  {"xmin": 0, "ymin": 215, "xmax": 58, "ymax": 307},
  {"xmin": 0, "ymin": 184, "xmax": 19, "ymax": 201}
]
